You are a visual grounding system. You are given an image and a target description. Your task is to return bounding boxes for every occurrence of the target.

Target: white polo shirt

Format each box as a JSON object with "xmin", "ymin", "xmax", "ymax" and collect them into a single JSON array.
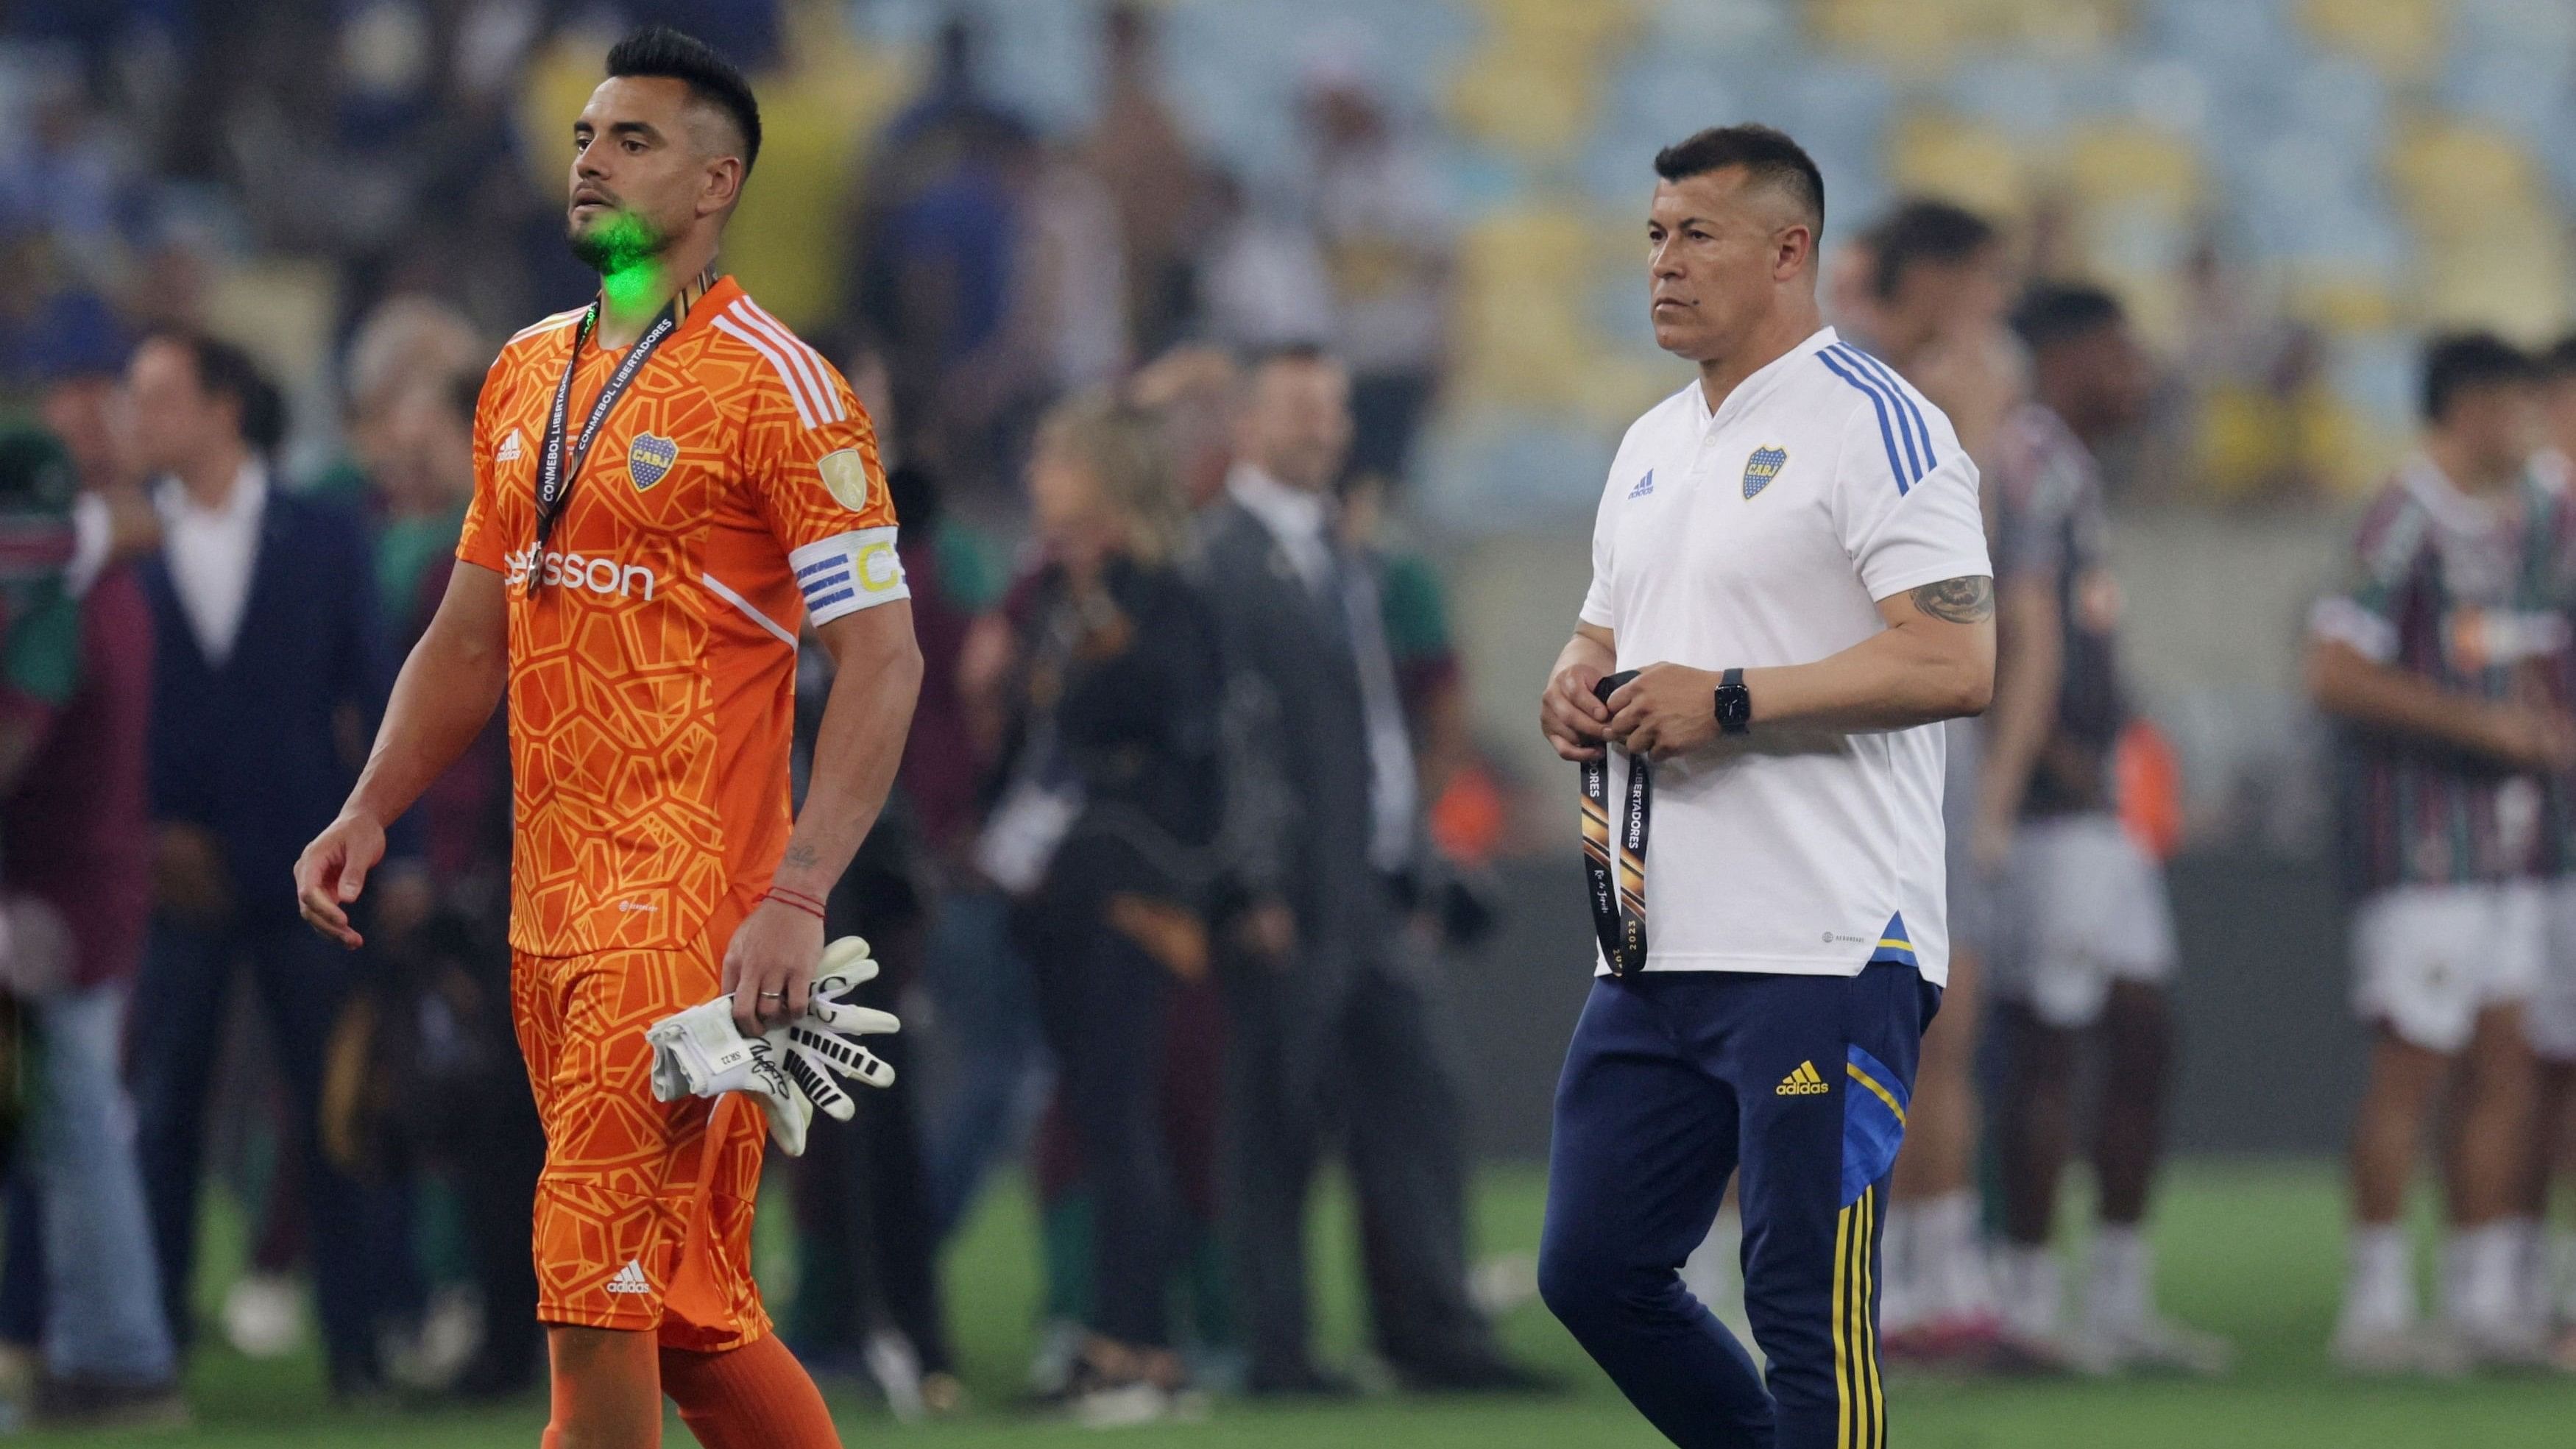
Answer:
[{"xmin": 1578, "ymin": 326, "xmax": 1989, "ymax": 984}]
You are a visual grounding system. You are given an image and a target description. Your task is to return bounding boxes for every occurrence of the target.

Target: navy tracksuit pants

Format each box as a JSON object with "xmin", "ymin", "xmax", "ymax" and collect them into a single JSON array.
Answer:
[{"xmin": 1540, "ymin": 964, "xmax": 1938, "ymax": 1449}]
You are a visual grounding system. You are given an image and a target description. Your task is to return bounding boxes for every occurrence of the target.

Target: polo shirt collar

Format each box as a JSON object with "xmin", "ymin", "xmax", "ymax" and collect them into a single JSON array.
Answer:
[{"xmin": 1694, "ymin": 326, "xmax": 1839, "ymax": 437}]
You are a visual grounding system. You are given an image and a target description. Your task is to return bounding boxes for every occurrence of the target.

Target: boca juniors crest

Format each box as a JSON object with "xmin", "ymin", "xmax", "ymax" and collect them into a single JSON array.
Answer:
[
  {"xmin": 629, "ymin": 433, "xmax": 679, "ymax": 492},
  {"xmin": 1743, "ymin": 446, "xmax": 1787, "ymax": 499}
]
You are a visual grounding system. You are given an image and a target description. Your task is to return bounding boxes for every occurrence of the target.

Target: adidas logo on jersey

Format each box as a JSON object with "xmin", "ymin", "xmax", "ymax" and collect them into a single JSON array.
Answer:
[
  {"xmin": 1776, "ymin": 1060, "xmax": 1832, "ymax": 1096},
  {"xmin": 605, "ymin": 1260, "xmax": 651, "ymax": 1295},
  {"xmin": 495, "ymin": 428, "xmax": 523, "ymax": 464}
]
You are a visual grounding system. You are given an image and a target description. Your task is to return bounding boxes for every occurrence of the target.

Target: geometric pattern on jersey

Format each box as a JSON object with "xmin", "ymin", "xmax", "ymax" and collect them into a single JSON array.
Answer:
[
  {"xmin": 461, "ymin": 277, "xmax": 904, "ymax": 956},
  {"xmin": 512, "ymin": 928, "xmax": 770, "ymax": 1350}
]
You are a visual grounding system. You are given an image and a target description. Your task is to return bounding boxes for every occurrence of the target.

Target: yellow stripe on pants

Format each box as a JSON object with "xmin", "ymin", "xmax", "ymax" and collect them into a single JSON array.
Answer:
[
  {"xmin": 1832, "ymin": 1198, "xmax": 1854, "ymax": 1448},
  {"xmin": 1833, "ymin": 1186, "xmax": 1886, "ymax": 1449}
]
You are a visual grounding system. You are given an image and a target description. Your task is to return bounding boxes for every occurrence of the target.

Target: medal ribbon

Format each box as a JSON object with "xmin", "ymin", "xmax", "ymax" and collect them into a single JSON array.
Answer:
[
  {"xmin": 1579, "ymin": 670, "xmax": 1650, "ymax": 976},
  {"xmin": 528, "ymin": 268, "xmax": 715, "ymax": 587}
]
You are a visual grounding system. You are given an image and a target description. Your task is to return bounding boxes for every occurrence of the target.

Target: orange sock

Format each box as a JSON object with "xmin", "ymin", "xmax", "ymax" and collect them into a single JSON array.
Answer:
[
  {"xmin": 543, "ymin": 1325, "xmax": 664, "ymax": 1448},
  {"xmin": 659, "ymin": 1333, "xmax": 841, "ymax": 1449}
]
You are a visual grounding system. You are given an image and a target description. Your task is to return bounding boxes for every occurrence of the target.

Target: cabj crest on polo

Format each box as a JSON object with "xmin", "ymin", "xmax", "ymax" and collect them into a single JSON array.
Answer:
[
  {"xmin": 628, "ymin": 433, "xmax": 679, "ymax": 492},
  {"xmin": 1743, "ymin": 445, "xmax": 1788, "ymax": 499}
]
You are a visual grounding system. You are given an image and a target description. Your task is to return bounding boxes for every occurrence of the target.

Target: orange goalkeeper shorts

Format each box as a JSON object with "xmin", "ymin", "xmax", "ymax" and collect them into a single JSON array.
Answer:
[{"xmin": 511, "ymin": 907, "xmax": 771, "ymax": 1350}]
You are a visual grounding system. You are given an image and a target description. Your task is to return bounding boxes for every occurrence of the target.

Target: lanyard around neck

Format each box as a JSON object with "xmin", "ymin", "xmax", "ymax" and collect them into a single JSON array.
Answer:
[{"xmin": 528, "ymin": 268, "xmax": 715, "ymax": 584}]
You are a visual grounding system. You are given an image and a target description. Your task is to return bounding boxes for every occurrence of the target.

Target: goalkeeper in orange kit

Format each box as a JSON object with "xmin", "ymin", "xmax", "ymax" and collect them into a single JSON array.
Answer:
[{"xmin": 292, "ymin": 25, "xmax": 921, "ymax": 1448}]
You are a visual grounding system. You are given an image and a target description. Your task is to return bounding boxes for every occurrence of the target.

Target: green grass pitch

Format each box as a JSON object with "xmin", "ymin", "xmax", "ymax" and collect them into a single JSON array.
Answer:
[{"xmin": 19, "ymin": 1161, "xmax": 2576, "ymax": 1447}]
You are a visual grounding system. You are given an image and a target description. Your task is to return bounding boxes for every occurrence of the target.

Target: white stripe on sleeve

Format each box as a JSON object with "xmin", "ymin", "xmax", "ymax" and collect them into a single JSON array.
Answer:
[{"xmin": 710, "ymin": 313, "xmax": 821, "ymax": 430}]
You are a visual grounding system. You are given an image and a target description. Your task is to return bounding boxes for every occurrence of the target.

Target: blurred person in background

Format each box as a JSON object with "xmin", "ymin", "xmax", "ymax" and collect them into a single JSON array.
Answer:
[
  {"xmin": 851, "ymin": 15, "xmax": 1036, "ymax": 493},
  {"xmin": 785, "ymin": 610, "xmax": 961, "ymax": 1422},
  {"xmin": 2309, "ymin": 334, "xmax": 2566, "ymax": 1374},
  {"xmin": 2524, "ymin": 334, "xmax": 2576, "ymax": 1367},
  {"xmin": 318, "ymin": 295, "xmax": 488, "ymax": 514},
  {"xmin": 1859, "ymin": 200, "xmax": 2023, "ymax": 464},
  {"xmin": 1086, "ymin": 3, "xmax": 1211, "ymax": 361},
  {"xmin": 1978, "ymin": 284, "xmax": 2226, "ymax": 1374},
  {"xmin": 1132, "ymin": 345, "xmax": 1243, "ymax": 512},
  {"xmin": 122, "ymin": 330, "xmax": 392, "ymax": 1395},
  {"xmin": 971, "ymin": 392, "xmax": 1224, "ymax": 1422},
  {"xmin": 350, "ymin": 364, "xmax": 546, "ymax": 1400},
  {"xmin": 1848, "ymin": 199, "xmax": 2020, "ymax": 1361},
  {"xmin": 1203, "ymin": 346, "xmax": 1538, "ymax": 1395},
  {"xmin": 1301, "ymin": 55, "xmax": 1453, "ymax": 491},
  {"xmin": 1197, "ymin": 169, "xmax": 1337, "ymax": 358},
  {"xmin": 0, "ymin": 422, "xmax": 182, "ymax": 1430}
]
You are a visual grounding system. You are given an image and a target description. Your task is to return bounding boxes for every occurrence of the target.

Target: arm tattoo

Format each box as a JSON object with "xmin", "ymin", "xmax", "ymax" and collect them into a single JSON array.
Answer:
[
  {"xmin": 782, "ymin": 843, "xmax": 822, "ymax": 871},
  {"xmin": 1909, "ymin": 575, "xmax": 1994, "ymax": 624}
]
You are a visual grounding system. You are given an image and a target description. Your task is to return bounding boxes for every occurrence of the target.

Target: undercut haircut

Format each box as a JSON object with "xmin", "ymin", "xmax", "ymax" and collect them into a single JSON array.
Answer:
[
  {"xmin": 1653, "ymin": 124, "xmax": 1825, "ymax": 233},
  {"xmin": 2421, "ymin": 331, "xmax": 2536, "ymax": 423},
  {"xmin": 148, "ymin": 329, "xmax": 286, "ymax": 455},
  {"xmin": 606, "ymin": 24, "xmax": 762, "ymax": 174},
  {"xmin": 1869, "ymin": 199, "xmax": 1998, "ymax": 301},
  {"xmin": 2011, "ymin": 283, "xmax": 2126, "ymax": 352}
]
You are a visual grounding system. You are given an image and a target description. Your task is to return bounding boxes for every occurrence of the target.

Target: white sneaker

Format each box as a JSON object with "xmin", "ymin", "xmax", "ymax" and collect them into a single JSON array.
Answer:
[
  {"xmin": 2332, "ymin": 1320, "xmax": 2468, "ymax": 1378},
  {"xmin": 382, "ymin": 1286, "xmax": 484, "ymax": 1392},
  {"xmin": 222, "ymin": 1273, "xmax": 307, "ymax": 1361},
  {"xmin": 1070, "ymin": 1380, "xmax": 1170, "ymax": 1428},
  {"xmin": 1027, "ymin": 1319, "xmax": 1086, "ymax": 1399},
  {"xmin": 863, "ymin": 1328, "xmax": 926, "ymax": 1423},
  {"xmin": 2085, "ymin": 1314, "xmax": 2232, "ymax": 1377},
  {"xmin": 2452, "ymin": 1314, "xmax": 2553, "ymax": 1370}
]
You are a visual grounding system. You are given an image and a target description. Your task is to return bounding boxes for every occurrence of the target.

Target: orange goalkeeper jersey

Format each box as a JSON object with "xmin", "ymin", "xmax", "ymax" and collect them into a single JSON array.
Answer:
[{"xmin": 459, "ymin": 275, "xmax": 905, "ymax": 956}]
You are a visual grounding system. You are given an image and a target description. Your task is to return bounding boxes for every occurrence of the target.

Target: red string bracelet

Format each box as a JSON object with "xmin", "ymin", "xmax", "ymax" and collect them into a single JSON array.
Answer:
[
  {"xmin": 763, "ymin": 888, "xmax": 826, "ymax": 921},
  {"xmin": 766, "ymin": 882, "xmax": 827, "ymax": 911}
]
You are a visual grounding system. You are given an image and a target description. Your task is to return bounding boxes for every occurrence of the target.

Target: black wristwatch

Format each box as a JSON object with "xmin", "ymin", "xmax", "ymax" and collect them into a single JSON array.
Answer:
[{"xmin": 1715, "ymin": 667, "xmax": 1752, "ymax": 735}]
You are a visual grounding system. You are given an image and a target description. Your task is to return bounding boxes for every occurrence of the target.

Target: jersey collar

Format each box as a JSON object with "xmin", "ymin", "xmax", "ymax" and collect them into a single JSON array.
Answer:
[
  {"xmin": 2399, "ymin": 450, "xmax": 2514, "ymax": 534},
  {"xmin": 1699, "ymin": 325, "xmax": 1839, "ymax": 436},
  {"xmin": 586, "ymin": 267, "xmax": 732, "ymax": 349}
]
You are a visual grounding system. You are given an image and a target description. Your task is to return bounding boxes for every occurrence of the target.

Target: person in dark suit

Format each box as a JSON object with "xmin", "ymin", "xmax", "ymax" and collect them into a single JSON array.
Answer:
[
  {"xmin": 1200, "ymin": 345, "xmax": 1539, "ymax": 1395},
  {"xmin": 121, "ymin": 331, "xmax": 392, "ymax": 1395}
]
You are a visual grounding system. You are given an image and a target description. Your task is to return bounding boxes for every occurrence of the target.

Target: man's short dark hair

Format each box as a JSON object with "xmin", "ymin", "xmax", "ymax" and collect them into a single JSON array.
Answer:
[
  {"xmin": 1652, "ymin": 124, "xmax": 1825, "ymax": 233},
  {"xmin": 2011, "ymin": 283, "xmax": 2126, "ymax": 352},
  {"xmin": 2421, "ymin": 331, "xmax": 2536, "ymax": 423},
  {"xmin": 606, "ymin": 24, "xmax": 762, "ymax": 174},
  {"xmin": 149, "ymin": 330, "xmax": 286, "ymax": 454},
  {"xmin": 2538, "ymin": 333, "xmax": 2576, "ymax": 380},
  {"xmin": 1869, "ymin": 199, "xmax": 1998, "ymax": 301}
]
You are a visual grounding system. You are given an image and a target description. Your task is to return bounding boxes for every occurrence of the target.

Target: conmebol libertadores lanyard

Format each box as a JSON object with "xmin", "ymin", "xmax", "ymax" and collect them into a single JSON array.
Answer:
[
  {"xmin": 530, "ymin": 295, "xmax": 682, "ymax": 585},
  {"xmin": 1579, "ymin": 670, "xmax": 1649, "ymax": 977}
]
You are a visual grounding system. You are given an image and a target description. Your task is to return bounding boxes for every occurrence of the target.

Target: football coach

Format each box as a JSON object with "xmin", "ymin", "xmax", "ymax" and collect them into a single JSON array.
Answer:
[{"xmin": 1535, "ymin": 124, "xmax": 1995, "ymax": 1449}]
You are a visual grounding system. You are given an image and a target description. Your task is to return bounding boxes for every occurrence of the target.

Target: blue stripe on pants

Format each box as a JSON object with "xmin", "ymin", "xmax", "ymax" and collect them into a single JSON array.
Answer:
[{"xmin": 1538, "ymin": 965, "xmax": 1938, "ymax": 1449}]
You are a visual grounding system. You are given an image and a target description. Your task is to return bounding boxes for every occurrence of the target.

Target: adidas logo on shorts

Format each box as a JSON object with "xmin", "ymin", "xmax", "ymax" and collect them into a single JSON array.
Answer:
[
  {"xmin": 605, "ymin": 1259, "xmax": 651, "ymax": 1295},
  {"xmin": 1776, "ymin": 1060, "xmax": 1832, "ymax": 1097}
]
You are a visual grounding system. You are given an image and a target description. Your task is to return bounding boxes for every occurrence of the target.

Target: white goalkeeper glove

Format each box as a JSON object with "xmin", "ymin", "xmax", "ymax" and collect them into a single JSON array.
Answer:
[
  {"xmin": 643, "ymin": 997, "xmax": 815, "ymax": 1152},
  {"xmin": 643, "ymin": 935, "xmax": 901, "ymax": 1157}
]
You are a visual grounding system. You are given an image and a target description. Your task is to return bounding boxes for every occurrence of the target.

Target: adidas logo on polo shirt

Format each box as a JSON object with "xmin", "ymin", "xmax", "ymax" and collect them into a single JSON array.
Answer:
[
  {"xmin": 605, "ymin": 1259, "xmax": 651, "ymax": 1295},
  {"xmin": 1776, "ymin": 1060, "xmax": 1832, "ymax": 1096}
]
